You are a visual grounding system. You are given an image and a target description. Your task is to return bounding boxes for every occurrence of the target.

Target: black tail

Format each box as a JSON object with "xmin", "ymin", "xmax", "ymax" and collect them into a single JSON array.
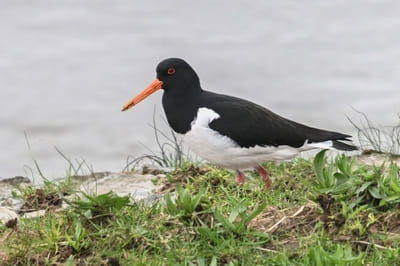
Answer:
[{"xmin": 332, "ymin": 140, "xmax": 358, "ymax": 151}]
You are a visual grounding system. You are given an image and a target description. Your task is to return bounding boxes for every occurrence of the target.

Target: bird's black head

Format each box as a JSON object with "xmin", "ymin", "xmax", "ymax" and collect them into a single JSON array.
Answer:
[
  {"xmin": 156, "ymin": 58, "xmax": 201, "ymax": 94},
  {"xmin": 121, "ymin": 58, "xmax": 202, "ymax": 111}
]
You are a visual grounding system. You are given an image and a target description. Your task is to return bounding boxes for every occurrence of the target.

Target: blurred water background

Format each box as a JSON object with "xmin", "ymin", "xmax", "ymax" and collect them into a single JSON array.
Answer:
[{"xmin": 1, "ymin": 0, "xmax": 399, "ymax": 180}]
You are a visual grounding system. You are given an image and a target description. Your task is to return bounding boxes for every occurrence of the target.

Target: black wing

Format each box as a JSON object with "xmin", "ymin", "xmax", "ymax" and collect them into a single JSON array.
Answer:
[{"xmin": 200, "ymin": 91, "xmax": 356, "ymax": 150}]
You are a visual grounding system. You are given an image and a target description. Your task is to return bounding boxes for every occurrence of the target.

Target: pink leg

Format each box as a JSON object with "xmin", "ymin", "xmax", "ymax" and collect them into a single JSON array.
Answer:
[
  {"xmin": 256, "ymin": 164, "xmax": 272, "ymax": 189},
  {"xmin": 235, "ymin": 170, "xmax": 245, "ymax": 184}
]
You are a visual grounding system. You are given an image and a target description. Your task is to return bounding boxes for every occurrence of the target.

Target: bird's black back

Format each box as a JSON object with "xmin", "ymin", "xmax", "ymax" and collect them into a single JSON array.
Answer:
[{"xmin": 200, "ymin": 91, "xmax": 356, "ymax": 150}]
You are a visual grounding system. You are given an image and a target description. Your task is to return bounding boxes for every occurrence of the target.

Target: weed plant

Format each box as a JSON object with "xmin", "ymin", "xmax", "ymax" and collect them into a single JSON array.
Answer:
[{"xmin": 349, "ymin": 110, "xmax": 400, "ymax": 154}]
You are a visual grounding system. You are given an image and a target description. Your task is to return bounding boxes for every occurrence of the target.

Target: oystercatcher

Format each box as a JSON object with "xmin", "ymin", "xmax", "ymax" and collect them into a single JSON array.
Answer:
[{"xmin": 122, "ymin": 58, "xmax": 357, "ymax": 188}]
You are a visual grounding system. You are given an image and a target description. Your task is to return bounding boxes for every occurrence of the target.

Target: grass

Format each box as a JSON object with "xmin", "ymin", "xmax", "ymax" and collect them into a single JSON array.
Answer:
[{"xmin": 2, "ymin": 150, "xmax": 400, "ymax": 265}]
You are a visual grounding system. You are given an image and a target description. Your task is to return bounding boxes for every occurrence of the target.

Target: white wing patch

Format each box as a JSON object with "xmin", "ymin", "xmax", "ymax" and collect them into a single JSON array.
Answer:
[
  {"xmin": 307, "ymin": 140, "xmax": 334, "ymax": 149},
  {"xmin": 191, "ymin": 107, "xmax": 220, "ymax": 127}
]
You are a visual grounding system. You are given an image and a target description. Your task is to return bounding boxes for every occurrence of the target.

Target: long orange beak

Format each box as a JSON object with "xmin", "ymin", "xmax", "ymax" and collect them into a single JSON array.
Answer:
[{"xmin": 121, "ymin": 78, "xmax": 163, "ymax": 111}]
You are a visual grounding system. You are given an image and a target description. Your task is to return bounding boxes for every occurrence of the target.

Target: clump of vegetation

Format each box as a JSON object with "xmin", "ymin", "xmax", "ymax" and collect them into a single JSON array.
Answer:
[
  {"xmin": 11, "ymin": 174, "xmax": 73, "ymax": 214},
  {"xmin": 349, "ymin": 110, "xmax": 400, "ymax": 154},
  {"xmin": 2, "ymin": 150, "xmax": 400, "ymax": 265},
  {"xmin": 123, "ymin": 110, "xmax": 197, "ymax": 171}
]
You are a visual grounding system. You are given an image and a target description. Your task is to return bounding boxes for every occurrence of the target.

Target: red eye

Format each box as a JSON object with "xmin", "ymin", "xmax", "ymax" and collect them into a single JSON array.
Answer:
[{"xmin": 167, "ymin": 68, "xmax": 176, "ymax": 75}]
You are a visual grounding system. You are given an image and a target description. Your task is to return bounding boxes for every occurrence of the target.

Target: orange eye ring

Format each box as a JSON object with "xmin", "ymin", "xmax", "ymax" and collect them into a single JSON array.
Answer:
[{"xmin": 167, "ymin": 68, "xmax": 176, "ymax": 75}]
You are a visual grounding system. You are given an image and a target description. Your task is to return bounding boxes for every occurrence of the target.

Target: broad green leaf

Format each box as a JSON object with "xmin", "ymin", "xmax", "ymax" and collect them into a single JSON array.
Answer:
[
  {"xmin": 368, "ymin": 186, "xmax": 383, "ymax": 199},
  {"xmin": 214, "ymin": 210, "xmax": 236, "ymax": 232},
  {"xmin": 313, "ymin": 149, "xmax": 328, "ymax": 183}
]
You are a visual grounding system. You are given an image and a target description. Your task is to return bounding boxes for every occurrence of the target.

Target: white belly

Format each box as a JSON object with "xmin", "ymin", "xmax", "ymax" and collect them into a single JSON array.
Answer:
[{"xmin": 182, "ymin": 107, "xmax": 327, "ymax": 170}]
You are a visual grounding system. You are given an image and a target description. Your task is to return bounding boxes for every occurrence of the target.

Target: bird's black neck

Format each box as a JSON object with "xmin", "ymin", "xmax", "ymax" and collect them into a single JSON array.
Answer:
[{"xmin": 162, "ymin": 86, "xmax": 203, "ymax": 134}]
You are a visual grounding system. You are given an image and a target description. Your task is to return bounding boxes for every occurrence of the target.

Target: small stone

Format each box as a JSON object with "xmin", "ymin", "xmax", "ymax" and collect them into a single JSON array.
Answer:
[
  {"xmin": 0, "ymin": 207, "xmax": 18, "ymax": 225},
  {"xmin": 23, "ymin": 209, "xmax": 46, "ymax": 219}
]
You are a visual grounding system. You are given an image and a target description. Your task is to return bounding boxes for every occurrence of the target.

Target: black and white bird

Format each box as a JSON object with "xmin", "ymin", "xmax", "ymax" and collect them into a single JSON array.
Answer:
[{"xmin": 122, "ymin": 58, "xmax": 357, "ymax": 188}]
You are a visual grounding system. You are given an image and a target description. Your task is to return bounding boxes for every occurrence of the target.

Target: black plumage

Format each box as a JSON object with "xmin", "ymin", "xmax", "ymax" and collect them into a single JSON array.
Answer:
[{"xmin": 159, "ymin": 58, "xmax": 356, "ymax": 151}]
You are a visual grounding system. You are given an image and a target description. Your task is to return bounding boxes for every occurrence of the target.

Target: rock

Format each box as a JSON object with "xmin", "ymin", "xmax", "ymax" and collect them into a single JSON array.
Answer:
[
  {"xmin": 67, "ymin": 172, "xmax": 112, "ymax": 187},
  {"xmin": 1, "ymin": 171, "xmax": 164, "ymax": 219},
  {"xmin": 0, "ymin": 177, "xmax": 28, "ymax": 209},
  {"xmin": 23, "ymin": 209, "xmax": 46, "ymax": 219},
  {"xmin": 356, "ymin": 151, "xmax": 400, "ymax": 168},
  {"xmin": 0, "ymin": 207, "xmax": 18, "ymax": 224},
  {"xmin": 79, "ymin": 172, "xmax": 156, "ymax": 201},
  {"xmin": 0, "ymin": 176, "xmax": 30, "ymax": 186}
]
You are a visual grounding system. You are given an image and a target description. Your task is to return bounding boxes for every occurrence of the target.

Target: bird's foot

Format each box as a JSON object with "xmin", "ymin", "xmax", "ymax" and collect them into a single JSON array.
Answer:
[
  {"xmin": 235, "ymin": 170, "xmax": 245, "ymax": 184},
  {"xmin": 256, "ymin": 164, "xmax": 272, "ymax": 189}
]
